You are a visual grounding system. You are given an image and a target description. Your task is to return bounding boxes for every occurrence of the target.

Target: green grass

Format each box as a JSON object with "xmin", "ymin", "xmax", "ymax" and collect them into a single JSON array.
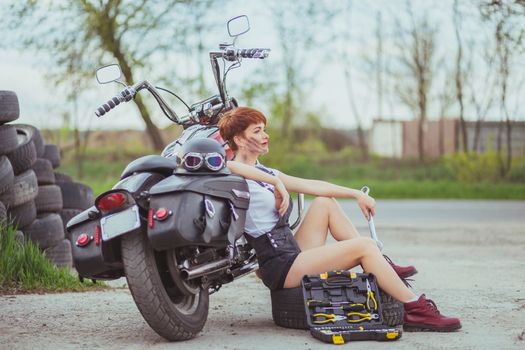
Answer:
[
  {"xmin": 0, "ymin": 223, "xmax": 107, "ymax": 294},
  {"xmin": 57, "ymin": 146, "xmax": 525, "ymax": 199},
  {"xmin": 328, "ymin": 179, "xmax": 525, "ymax": 199}
]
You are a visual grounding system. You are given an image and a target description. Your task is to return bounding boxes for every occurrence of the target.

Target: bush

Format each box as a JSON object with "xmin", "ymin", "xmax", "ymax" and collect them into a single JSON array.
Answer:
[
  {"xmin": 443, "ymin": 151, "xmax": 503, "ymax": 182},
  {"xmin": 509, "ymin": 156, "xmax": 525, "ymax": 183}
]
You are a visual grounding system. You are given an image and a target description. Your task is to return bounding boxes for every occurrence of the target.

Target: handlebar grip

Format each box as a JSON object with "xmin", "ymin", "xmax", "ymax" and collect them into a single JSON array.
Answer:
[
  {"xmin": 95, "ymin": 88, "xmax": 135, "ymax": 117},
  {"xmin": 238, "ymin": 48, "xmax": 270, "ymax": 59}
]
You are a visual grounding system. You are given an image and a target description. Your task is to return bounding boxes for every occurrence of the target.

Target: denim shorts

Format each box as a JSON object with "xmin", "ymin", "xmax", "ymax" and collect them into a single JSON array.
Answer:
[{"xmin": 245, "ymin": 225, "xmax": 301, "ymax": 291}]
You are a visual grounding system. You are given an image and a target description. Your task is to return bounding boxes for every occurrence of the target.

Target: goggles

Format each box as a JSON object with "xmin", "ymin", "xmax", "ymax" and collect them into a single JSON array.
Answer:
[{"xmin": 178, "ymin": 152, "xmax": 225, "ymax": 172}]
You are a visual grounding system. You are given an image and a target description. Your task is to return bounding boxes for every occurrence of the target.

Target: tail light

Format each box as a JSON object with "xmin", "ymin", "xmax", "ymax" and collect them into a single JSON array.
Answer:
[{"xmin": 95, "ymin": 191, "xmax": 128, "ymax": 212}]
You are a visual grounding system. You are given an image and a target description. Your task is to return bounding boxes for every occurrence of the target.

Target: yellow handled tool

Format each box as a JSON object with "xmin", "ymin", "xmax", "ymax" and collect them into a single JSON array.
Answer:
[
  {"xmin": 366, "ymin": 279, "xmax": 378, "ymax": 312},
  {"xmin": 312, "ymin": 313, "xmax": 347, "ymax": 324},
  {"xmin": 347, "ymin": 312, "xmax": 380, "ymax": 323}
]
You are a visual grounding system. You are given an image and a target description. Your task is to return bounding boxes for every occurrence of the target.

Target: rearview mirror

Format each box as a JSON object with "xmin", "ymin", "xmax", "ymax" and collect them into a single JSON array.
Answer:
[
  {"xmin": 227, "ymin": 15, "xmax": 250, "ymax": 37},
  {"xmin": 96, "ymin": 64, "xmax": 122, "ymax": 84}
]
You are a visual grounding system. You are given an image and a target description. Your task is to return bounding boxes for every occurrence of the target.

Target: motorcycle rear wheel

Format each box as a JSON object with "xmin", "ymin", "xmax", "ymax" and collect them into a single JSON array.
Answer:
[{"xmin": 122, "ymin": 230, "xmax": 209, "ymax": 341}]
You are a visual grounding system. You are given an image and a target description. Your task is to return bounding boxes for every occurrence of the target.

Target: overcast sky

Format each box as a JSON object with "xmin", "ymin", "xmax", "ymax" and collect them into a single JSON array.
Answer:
[{"xmin": 0, "ymin": 0, "xmax": 523, "ymax": 132}]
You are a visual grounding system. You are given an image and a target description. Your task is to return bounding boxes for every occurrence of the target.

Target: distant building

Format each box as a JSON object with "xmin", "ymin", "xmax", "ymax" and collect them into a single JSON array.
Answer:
[
  {"xmin": 369, "ymin": 119, "xmax": 403, "ymax": 158},
  {"xmin": 370, "ymin": 119, "xmax": 525, "ymax": 158}
]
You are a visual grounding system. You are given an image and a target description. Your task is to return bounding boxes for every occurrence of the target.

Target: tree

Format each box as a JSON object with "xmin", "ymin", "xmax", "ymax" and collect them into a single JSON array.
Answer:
[
  {"xmin": 481, "ymin": 0, "xmax": 525, "ymax": 174},
  {"xmin": 2, "ymin": 0, "xmax": 209, "ymax": 151},
  {"xmin": 436, "ymin": 69, "xmax": 455, "ymax": 156},
  {"xmin": 468, "ymin": 43, "xmax": 496, "ymax": 153},
  {"xmin": 392, "ymin": 3, "xmax": 437, "ymax": 160},
  {"xmin": 268, "ymin": 0, "xmax": 334, "ymax": 142},
  {"xmin": 453, "ymin": 0, "xmax": 469, "ymax": 152},
  {"xmin": 339, "ymin": 0, "xmax": 369, "ymax": 161}
]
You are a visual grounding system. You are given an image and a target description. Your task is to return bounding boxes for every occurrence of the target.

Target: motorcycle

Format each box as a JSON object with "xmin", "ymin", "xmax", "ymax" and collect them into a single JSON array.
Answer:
[{"xmin": 66, "ymin": 15, "xmax": 304, "ymax": 341}]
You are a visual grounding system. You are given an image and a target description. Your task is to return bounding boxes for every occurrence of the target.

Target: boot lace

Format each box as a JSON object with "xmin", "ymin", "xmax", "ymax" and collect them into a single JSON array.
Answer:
[{"xmin": 424, "ymin": 298, "xmax": 441, "ymax": 315}]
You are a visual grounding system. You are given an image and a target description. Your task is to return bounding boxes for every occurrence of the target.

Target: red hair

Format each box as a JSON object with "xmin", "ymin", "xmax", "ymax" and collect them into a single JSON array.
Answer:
[{"xmin": 218, "ymin": 107, "xmax": 267, "ymax": 151}]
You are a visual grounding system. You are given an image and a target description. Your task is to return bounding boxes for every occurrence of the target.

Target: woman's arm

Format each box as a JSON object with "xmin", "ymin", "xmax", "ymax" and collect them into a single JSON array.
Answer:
[
  {"xmin": 226, "ymin": 161, "xmax": 289, "ymax": 216},
  {"xmin": 278, "ymin": 172, "xmax": 376, "ymax": 219}
]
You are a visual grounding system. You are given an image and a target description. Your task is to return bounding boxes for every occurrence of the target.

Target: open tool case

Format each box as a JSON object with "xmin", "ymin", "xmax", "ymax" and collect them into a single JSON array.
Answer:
[{"xmin": 301, "ymin": 271, "xmax": 402, "ymax": 345}]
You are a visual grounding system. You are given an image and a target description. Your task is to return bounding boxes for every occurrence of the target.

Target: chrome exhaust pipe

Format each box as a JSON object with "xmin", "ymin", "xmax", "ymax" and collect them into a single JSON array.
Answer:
[
  {"xmin": 231, "ymin": 260, "xmax": 259, "ymax": 280},
  {"xmin": 181, "ymin": 257, "xmax": 231, "ymax": 280}
]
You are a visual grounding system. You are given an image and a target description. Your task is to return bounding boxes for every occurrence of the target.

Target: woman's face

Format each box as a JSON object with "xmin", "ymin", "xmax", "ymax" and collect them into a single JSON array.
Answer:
[{"xmin": 236, "ymin": 122, "xmax": 269, "ymax": 155}]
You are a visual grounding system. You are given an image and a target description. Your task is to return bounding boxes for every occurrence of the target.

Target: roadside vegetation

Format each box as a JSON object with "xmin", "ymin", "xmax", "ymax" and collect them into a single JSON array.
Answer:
[
  {"xmin": 54, "ymin": 129, "xmax": 525, "ymax": 200},
  {"xmin": 0, "ymin": 222, "xmax": 106, "ymax": 294}
]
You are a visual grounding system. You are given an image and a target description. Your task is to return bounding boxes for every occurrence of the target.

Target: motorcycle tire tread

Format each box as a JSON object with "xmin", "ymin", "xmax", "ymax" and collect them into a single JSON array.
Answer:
[{"xmin": 122, "ymin": 231, "xmax": 209, "ymax": 341}]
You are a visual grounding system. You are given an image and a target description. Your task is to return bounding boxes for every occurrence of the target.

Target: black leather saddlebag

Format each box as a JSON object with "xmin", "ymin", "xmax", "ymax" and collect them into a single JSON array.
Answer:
[
  {"xmin": 147, "ymin": 174, "xmax": 250, "ymax": 250},
  {"xmin": 67, "ymin": 206, "xmax": 124, "ymax": 280}
]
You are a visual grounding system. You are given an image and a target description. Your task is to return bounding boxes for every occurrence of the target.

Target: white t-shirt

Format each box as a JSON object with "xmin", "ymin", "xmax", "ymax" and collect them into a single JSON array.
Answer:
[{"xmin": 244, "ymin": 165, "xmax": 280, "ymax": 237}]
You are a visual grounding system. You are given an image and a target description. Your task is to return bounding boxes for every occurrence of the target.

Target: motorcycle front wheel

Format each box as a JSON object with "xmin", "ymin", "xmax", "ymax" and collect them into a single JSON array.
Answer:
[{"xmin": 121, "ymin": 230, "xmax": 209, "ymax": 341}]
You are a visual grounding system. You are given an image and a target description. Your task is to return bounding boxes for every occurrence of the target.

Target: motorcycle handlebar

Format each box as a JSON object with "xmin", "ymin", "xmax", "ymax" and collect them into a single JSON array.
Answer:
[
  {"xmin": 222, "ymin": 47, "xmax": 270, "ymax": 61},
  {"xmin": 95, "ymin": 87, "xmax": 136, "ymax": 117},
  {"xmin": 238, "ymin": 48, "xmax": 270, "ymax": 59}
]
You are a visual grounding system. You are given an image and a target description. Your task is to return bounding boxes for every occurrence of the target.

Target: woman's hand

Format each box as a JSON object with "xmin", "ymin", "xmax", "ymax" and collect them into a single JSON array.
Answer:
[
  {"xmin": 274, "ymin": 180, "xmax": 289, "ymax": 217},
  {"xmin": 357, "ymin": 192, "xmax": 376, "ymax": 220}
]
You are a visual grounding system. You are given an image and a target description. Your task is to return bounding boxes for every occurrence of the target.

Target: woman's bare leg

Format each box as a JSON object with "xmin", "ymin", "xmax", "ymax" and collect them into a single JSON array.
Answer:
[
  {"xmin": 283, "ymin": 237, "xmax": 416, "ymax": 303},
  {"xmin": 294, "ymin": 197, "xmax": 361, "ymax": 250}
]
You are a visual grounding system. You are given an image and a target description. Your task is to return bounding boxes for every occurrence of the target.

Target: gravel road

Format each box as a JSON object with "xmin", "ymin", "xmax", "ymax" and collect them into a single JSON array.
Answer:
[{"xmin": 1, "ymin": 200, "xmax": 524, "ymax": 349}]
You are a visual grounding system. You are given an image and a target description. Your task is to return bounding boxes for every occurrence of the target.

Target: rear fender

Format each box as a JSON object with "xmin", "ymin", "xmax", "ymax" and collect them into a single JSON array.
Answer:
[
  {"xmin": 67, "ymin": 206, "xmax": 124, "ymax": 280},
  {"xmin": 113, "ymin": 172, "xmax": 165, "ymax": 196}
]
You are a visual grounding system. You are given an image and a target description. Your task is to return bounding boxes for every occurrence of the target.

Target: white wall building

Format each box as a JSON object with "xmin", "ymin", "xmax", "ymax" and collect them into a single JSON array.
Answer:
[{"xmin": 370, "ymin": 120, "xmax": 403, "ymax": 158}]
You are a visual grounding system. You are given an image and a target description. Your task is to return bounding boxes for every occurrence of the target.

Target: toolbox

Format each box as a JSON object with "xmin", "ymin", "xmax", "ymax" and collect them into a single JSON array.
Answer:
[{"xmin": 301, "ymin": 271, "xmax": 402, "ymax": 345}]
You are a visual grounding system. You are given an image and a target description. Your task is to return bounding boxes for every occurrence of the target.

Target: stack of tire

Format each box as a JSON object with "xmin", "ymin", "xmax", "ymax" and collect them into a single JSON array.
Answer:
[{"xmin": 0, "ymin": 90, "xmax": 94, "ymax": 267}]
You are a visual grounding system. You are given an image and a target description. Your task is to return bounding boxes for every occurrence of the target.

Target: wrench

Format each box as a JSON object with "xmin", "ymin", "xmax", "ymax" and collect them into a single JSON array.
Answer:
[{"xmin": 360, "ymin": 186, "xmax": 384, "ymax": 251}]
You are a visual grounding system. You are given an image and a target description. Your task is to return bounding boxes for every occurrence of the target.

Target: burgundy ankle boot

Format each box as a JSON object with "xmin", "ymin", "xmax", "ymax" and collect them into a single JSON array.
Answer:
[
  {"xmin": 384, "ymin": 255, "xmax": 417, "ymax": 279},
  {"xmin": 404, "ymin": 294, "xmax": 461, "ymax": 332}
]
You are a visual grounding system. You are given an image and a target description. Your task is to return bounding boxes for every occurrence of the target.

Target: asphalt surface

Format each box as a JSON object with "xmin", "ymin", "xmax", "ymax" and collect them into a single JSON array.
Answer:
[{"xmin": 1, "ymin": 200, "xmax": 524, "ymax": 349}]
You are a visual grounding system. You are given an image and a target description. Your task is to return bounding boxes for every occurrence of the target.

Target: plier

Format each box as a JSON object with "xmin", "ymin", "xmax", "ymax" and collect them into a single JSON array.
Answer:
[
  {"xmin": 347, "ymin": 312, "xmax": 380, "ymax": 323},
  {"xmin": 366, "ymin": 279, "xmax": 378, "ymax": 312},
  {"xmin": 312, "ymin": 313, "xmax": 347, "ymax": 324}
]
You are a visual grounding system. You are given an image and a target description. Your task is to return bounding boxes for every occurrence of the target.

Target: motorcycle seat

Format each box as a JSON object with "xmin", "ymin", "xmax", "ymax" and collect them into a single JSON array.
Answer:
[{"xmin": 121, "ymin": 155, "xmax": 178, "ymax": 179}]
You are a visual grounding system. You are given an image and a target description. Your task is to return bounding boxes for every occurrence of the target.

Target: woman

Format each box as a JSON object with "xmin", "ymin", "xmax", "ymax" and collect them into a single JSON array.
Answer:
[{"xmin": 219, "ymin": 107, "xmax": 461, "ymax": 332}]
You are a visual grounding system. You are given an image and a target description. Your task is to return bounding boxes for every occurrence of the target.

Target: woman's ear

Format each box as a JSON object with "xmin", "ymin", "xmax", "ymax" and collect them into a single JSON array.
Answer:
[{"xmin": 233, "ymin": 135, "xmax": 243, "ymax": 149}]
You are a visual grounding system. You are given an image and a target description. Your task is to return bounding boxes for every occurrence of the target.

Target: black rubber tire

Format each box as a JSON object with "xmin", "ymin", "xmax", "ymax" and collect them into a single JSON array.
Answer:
[
  {"xmin": 57, "ymin": 182, "xmax": 94, "ymax": 210},
  {"xmin": 23, "ymin": 213, "xmax": 64, "ymax": 250},
  {"xmin": 32, "ymin": 158, "xmax": 55, "ymax": 185},
  {"xmin": 0, "ymin": 91, "xmax": 20, "ymax": 124},
  {"xmin": 13, "ymin": 124, "xmax": 45, "ymax": 158},
  {"xmin": 44, "ymin": 239, "xmax": 73, "ymax": 267},
  {"xmin": 0, "ymin": 187, "xmax": 15, "ymax": 208},
  {"xmin": 43, "ymin": 144, "xmax": 60, "ymax": 169},
  {"xmin": 271, "ymin": 287, "xmax": 309, "ymax": 330},
  {"xmin": 379, "ymin": 289, "xmax": 404, "ymax": 326},
  {"xmin": 7, "ymin": 200, "xmax": 37, "ymax": 229},
  {"xmin": 54, "ymin": 171, "xmax": 73, "ymax": 183},
  {"xmin": 122, "ymin": 231, "xmax": 209, "ymax": 341},
  {"xmin": 5, "ymin": 128, "xmax": 37, "ymax": 175},
  {"xmin": 0, "ymin": 155, "xmax": 15, "ymax": 195},
  {"xmin": 0, "ymin": 201, "xmax": 6, "ymax": 224},
  {"xmin": 0, "ymin": 124, "xmax": 19, "ymax": 155},
  {"xmin": 59, "ymin": 208, "xmax": 82, "ymax": 239},
  {"xmin": 10, "ymin": 169, "xmax": 39, "ymax": 207},
  {"xmin": 35, "ymin": 184, "xmax": 63, "ymax": 214},
  {"xmin": 270, "ymin": 287, "xmax": 404, "ymax": 330}
]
